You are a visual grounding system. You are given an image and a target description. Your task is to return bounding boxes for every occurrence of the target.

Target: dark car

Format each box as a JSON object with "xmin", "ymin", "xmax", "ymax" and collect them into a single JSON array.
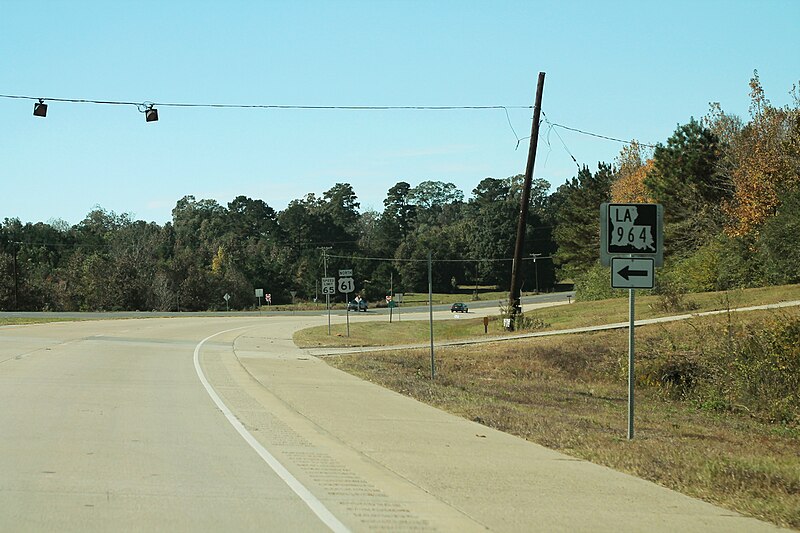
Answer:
[
  {"xmin": 450, "ymin": 302, "xmax": 468, "ymax": 313},
  {"xmin": 347, "ymin": 299, "xmax": 368, "ymax": 312}
]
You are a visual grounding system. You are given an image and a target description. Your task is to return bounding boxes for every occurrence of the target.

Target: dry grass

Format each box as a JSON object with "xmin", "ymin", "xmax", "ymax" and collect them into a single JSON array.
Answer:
[
  {"xmin": 325, "ymin": 311, "xmax": 800, "ymax": 529},
  {"xmin": 0, "ymin": 317, "xmax": 79, "ymax": 327}
]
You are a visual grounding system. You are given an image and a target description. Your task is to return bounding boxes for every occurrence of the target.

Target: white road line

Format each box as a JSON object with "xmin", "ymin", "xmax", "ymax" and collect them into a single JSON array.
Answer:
[{"xmin": 193, "ymin": 327, "xmax": 350, "ymax": 533}]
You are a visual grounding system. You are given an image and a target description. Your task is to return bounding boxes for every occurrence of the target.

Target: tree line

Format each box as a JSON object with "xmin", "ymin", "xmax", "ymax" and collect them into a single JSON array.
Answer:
[{"xmin": 2, "ymin": 73, "xmax": 798, "ymax": 311}]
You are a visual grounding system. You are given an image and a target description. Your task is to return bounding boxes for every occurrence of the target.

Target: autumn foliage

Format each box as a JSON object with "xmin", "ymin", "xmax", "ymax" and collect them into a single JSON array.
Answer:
[
  {"xmin": 611, "ymin": 158, "xmax": 654, "ymax": 204},
  {"xmin": 719, "ymin": 73, "xmax": 800, "ymax": 236}
]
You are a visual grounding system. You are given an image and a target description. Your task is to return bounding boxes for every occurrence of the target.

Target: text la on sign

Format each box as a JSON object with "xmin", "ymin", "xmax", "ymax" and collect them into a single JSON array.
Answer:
[
  {"xmin": 608, "ymin": 204, "xmax": 657, "ymax": 254},
  {"xmin": 600, "ymin": 203, "xmax": 663, "ymax": 267}
]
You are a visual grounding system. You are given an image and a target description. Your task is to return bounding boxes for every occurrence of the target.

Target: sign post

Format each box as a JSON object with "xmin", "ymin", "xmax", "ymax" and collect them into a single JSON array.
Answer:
[
  {"xmin": 255, "ymin": 288, "xmax": 264, "ymax": 308},
  {"xmin": 395, "ymin": 293, "xmax": 403, "ymax": 322},
  {"xmin": 386, "ymin": 295, "xmax": 393, "ymax": 323},
  {"xmin": 322, "ymin": 277, "xmax": 335, "ymax": 335},
  {"xmin": 339, "ymin": 269, "xmax": 354, "ymax": 337},
  {"xmin": 223, "ymin": 293, "xmax": 230, "ymax": 312},
  {"xmin": 601, "ymin": 203, "xmax": 663, "ymax": 440}
]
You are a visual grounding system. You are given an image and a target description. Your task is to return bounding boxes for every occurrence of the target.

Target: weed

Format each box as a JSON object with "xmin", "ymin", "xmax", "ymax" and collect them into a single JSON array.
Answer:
[{"xmin": 651, "ymin": 278, "xmax": 699, "ymax": 312}]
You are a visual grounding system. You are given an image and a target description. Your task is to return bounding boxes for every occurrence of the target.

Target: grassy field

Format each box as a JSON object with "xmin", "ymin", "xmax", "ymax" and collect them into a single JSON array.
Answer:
[
  {"xmin": 315, "ymin": 290, "xmax": 800, "ymax": 529},
  {"xmin": 0, "ymin": 317, "xmax": 80, "ymax": 327},
  {"xmin": 294, "ymin": 284, "xmax": 800, "ymax": 348}
]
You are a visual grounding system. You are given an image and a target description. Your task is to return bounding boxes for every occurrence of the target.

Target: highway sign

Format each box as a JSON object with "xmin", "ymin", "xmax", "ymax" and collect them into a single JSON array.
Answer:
[
  {"xmin": 600, "ymin": 203, "xmax": 663, "ymax": 266},
  {"xmin": 611, "ymin": 258, "xmax": 654, "ymax": 289},
  {"xmin": 322, "ymin": 277, "xmax": 336, "ymax": 295},
  {"xmin": 223, "ymin": 293, "xmax": 230, "ymax": 301},
  {"xmin": 339, "ymin": 269, "xmax": 353, "ymax": 277},
  {"xmin": 338, "ymin": 277, "xmax": 355, "ymax": 294},
  {"xmin": 255, "ymin": 288, "xmax": 264, "ymax": 298}
]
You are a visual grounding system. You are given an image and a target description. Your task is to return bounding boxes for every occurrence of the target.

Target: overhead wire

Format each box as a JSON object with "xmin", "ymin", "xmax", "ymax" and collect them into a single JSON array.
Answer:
[
  {"xmin": 542, "ymin": 111, "xmax": 657, "ymax": 149},
  {"xmin": 0, "ymin": 94, "xmax": 532, "ymax": 111},
  {"xmin": 3, "ymin": 92, "xmax": 657, "ymax": 151}
]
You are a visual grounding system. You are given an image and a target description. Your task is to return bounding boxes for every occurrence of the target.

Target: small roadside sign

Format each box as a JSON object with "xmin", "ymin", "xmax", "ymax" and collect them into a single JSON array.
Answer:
[
  {"xmin": 338, "ymin": 277, "xmax": 355, "ymax": 294},
  {"xmin": 600, "ymin": 203, "xmax": 663, "ymax": 267},
  {"xmin": 611, "ymin": 257, "xmax": 654, "ymax": 289},
  {"xmin": 322, "ymin": 277, "xmax": 336, "ymax": 295},
  {"xmin": 223, "ymin": 293, "xmax": 230, "ymax": 301},
  {"xmin": 255, "ymin": 288, "xmax": 264, "ymax": 298},
  {"xmin": 338, "ymin": 269, "xmax": 353, "ymax": 277}
]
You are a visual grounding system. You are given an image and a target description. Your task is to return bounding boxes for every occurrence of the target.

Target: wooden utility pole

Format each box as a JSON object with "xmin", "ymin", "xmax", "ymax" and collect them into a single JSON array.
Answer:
[
  {"xmin": 508, "ymin": 72, "xmax": 545, "ymax": 324},
  {"xmin": 12, "ymin": 246, "xmax": 19, "ymax": 310}
]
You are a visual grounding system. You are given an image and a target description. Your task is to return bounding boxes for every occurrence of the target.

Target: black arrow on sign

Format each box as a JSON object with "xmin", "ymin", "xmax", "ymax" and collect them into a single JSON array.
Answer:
[{"xmin": 618, "ymin": 265, "xmax": 648, "ymax": 280}]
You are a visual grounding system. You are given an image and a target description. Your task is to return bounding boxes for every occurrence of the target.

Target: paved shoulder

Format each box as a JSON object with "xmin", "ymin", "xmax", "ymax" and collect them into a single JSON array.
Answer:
[{"xmin": 233, "ymin": 317, "xmax": 786, "ymax": 532}]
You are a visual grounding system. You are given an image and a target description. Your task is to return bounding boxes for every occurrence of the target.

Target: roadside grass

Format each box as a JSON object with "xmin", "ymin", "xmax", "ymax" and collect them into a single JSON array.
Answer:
[
  {"xmin": 0, "ymin": 317, "xmax": 81, "ymax": 327},
  {"xmin": 294, "ymin": 284, "xmax": 800, "ymax": 348},
  {"xmin": 295, "ymin": 315, "xmax": 497, "ymax": 347},
  {"xmin": 324, "ymin": 309, "xmax": 800, "ymax": 529},
  {"xmin": 394, "ymin": 289, "xmax": 525, "ymax": 306}
]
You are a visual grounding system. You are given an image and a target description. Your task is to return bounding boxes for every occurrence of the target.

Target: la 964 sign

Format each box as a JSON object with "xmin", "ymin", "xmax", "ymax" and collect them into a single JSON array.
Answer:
[{"xmin": 600, "ymin": 203, "xmax": 663, "ymax": 267}]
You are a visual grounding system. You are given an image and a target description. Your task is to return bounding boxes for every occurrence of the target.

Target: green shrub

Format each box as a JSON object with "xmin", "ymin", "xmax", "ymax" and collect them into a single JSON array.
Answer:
[
  {"xmin": 651, "ymin": 277, "xmax": 699, "ymax": 312},
  {"xmin": 706, "ymin": 316, "xmax": 798, "ymax": 422},
  {"xmin": 639, "ymin": 313, "xmax": 800, "ymax": 423},
  {"xmin": 758, "ymin": 187, "xmax": 800, "ymax": 285},
  {"xmin": 574, "ymin": 264, "xmax": 626, "ymax": 301}
]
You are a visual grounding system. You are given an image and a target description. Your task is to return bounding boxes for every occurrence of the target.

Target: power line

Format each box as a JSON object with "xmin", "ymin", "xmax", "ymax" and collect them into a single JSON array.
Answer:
[
  {"xmin": 0, "ymin": 94, "xmax": 532, "ymax": 111},
  {"xmin": 541, "ymin": 111, "xmax": 580, "ymax": 170},
  {"xmin": 542, "ymin": 113, "xmax": 657, "ymax": 148},
  {"xmin": 3, "ymin": 93, "xmax": 658, "ymax": 149}
]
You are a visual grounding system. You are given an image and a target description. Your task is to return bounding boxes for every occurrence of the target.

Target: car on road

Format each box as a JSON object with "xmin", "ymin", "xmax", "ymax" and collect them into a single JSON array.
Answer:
[
  {"xmin": 450, "ymin": 302, "xmax": 468, "ymax": 313},
  {"xmin": 347, "ymin": 299, "xmax": 368, "ymax": 312}
]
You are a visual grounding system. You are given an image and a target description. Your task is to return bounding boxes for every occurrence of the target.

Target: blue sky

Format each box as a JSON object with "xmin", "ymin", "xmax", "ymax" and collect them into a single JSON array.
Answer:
[{"xmin": 2, "ymin": 0, "xmax": 798, "ymax": 225}]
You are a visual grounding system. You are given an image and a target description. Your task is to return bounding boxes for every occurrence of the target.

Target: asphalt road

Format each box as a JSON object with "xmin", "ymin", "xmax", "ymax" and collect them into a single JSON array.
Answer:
[
  {"xmin": 0, "ymin": 292, "xmax": 575, "ymax": 320},
  {"xmin": 0, "ymin": 314, "xmax": 788, "ymax": 532}
]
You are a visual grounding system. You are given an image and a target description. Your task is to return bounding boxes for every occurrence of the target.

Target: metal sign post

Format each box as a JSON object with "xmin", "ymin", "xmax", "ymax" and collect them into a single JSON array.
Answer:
[
  {"xmin": 395, "ymin": 293, "xmax": 403, "ymax": 322},
  {"xmin": 322, "ymin": 277, "xmax": 335, "ymax": 335},
  {"xmin": 428, "ymin": 252, "xmax": 435, "ymax": 380},
  {"xmin": 628, "ymin": 288, "xmax": 635, "ymax": 440},
  {"xmin": 338, "ymin": 270, "xmax": 354, "ymax": 338},
  {"xmin": 601, "ymin": 203, "xmax": 663, "ymax": 440}
]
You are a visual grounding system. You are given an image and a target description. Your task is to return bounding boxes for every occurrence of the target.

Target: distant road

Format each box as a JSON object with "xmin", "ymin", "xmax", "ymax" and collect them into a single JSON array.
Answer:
[{"xmin": 0, "ymin": 291, "xmax": 575, "ymax": 320}]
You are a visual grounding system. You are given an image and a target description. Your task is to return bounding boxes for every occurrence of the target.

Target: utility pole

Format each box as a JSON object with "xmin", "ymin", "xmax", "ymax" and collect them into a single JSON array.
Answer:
[
  {"xmin": 12, "ymin": 245, "xmax": 19, "ymax": 310},
  {"xmin": 531, "ymin": 253, "xmax": 541, "ymax": 294},
  {"xmin": 508, "ymin": 71, "xmax": 545, "ymax": 324}
]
